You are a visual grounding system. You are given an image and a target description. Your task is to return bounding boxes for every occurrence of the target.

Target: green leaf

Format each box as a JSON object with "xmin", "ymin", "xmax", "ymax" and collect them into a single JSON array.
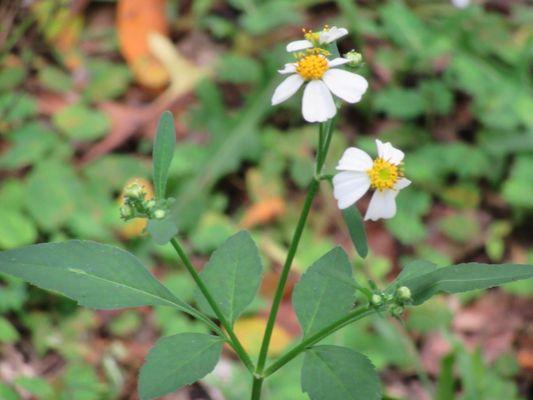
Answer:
[
  {"xmin": 0, "ymin": 383, "xmax": 21, "ymax": 400},
  {"xmin": 341, "ymin": 207, "xmax": 368, "ymax": 259},
  {"xmin": 0, "ymin": 316, "xmax": 19, "ymax": 344},
  {"xmin": 393, "ymin": 262, "xmax": 533, "ymax": 305},
  {"xmin": 14, "ymin": 377, "xmax": 54, "ymax": 399},
  {"xmin": 0, "ymin": 92, "xmax": 38, "ymax": 123},
  {"xmin": 218, "ymin": 54, "xmax": 261, "ymax": 83},
  {"xmin": 293, "ymin": 248, "xmax": 356, "ymax": 337},
  {"xmin": 0, "ymin": 209, "xmax": 37, "ymax": 250},
  {"xmin": 24, "ymin": 160, "xmax": 82, "ymax": 231},
  {"xmin": 0, "ymin": 66, "xmax": 25, "ymax": 90},
  {"xmin": 301, "ymin": 345, "xmax": 381, "ymax": 400},
  {"xmin": 0, "ymin": 240, "xmax": 190, "ymax": 311},
  {"xmin": 146, "ymin": 213, "xmax": 178, "ymax": 246},
  {"xmin": 436, "ymin": 353, "xmax": 456, "ymax": 400},
  {"xmin": 52, "ymin": 103, "xmax": 109, "ymax": 141},
  {"xmin": 83, "ymin": 59, "xmax": 131, "ymax": 102},
  {"xmin": 195, "ymin": 231, "xmax": 263, "ymax": 324},
  {"xmin": 0, "ymin": 122, "xmax": 60, "ymax": 169},
  {"xmin": 38, "ymin": 65, "xmax": 74, "ymax": 93},
  {"xmin": 139, "ymin": 333, "xmax": 223, "ymax": 400},
  {"xmin": 152, "ymin": 111, "xmax": 176, "ymax": 200}
]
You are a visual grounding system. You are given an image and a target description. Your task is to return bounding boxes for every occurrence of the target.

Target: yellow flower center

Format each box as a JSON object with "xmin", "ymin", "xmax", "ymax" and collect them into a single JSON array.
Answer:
[
  {"xmin": 296, "ymin": 55, "xmax": 329, "ymax": 80},
  {"xmin": 367, "ymin": 158, "xmax": 402, "ymax": 191}
]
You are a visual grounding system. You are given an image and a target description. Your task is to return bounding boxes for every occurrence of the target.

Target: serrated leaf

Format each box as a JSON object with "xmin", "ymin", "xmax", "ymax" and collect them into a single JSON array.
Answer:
[
  {"xmin": 341, "ymin": 207, "xmax": 368, "ymax": 258},
  {"xmin": 195, "ymin": 231, "xmax": 263, "ymax": 325},
  {"xmin": 393, "ymin": 262, "xmax": 533, "ymax": 305},
  {"xmin": 152, "ymin": 111, "xmax": 176, "ymax": 200},
  {"xmin": 139, "ymin": 333, "xmax": 223, "ymax": 400},
  {"xmin": 301, "ymin": 345, "xmax": 381, "ymax": 400},
  {"xmin": 293, "ymin": 247, "xmax": 356, "ymax": 337},
  {"xmin": 0, "ymin": 240, "xmax": 190, "ymax": 311}
]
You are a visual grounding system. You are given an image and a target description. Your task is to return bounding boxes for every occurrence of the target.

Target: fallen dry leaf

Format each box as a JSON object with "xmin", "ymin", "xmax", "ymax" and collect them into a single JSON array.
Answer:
[
  {"xmin": 232, "ymin": 316, "xmax": 292, "ymax": 357},
  {"xmin": 117, "ymin": 0, "xmax": 169, "ymax": 88},
  {"xmin": 240, "ymin": 197, "xmax": 287, "ymax": 229}
]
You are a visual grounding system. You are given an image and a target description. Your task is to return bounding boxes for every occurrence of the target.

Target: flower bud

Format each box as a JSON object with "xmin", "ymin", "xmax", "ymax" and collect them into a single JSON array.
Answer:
[
  {"xmin": 153, "ymin": 209, "xmax": 166, "ymax": 219},
  {"xmin": 146, "ymin": 199, "xmax": 156, "ymax": 209},
  {"xmin": 371, "ymin": 294, "xmax": 382, "ymax": 306},
  {"xmin": 124, "ymin": 183, "xmax": 144, "ymax": 199},
  {"xmin": 120, "ymin": 205, "xmax": 133, "ymax": 219},
  {"xmin": 343, "ymin": 50, "xmax": 363, "ymax": 68},
  {"xmin": 396, "ymin": 286, "xmax": 412, "ymax": 301},
  {"xmin": 390, "ymin": 304, "xmax": 404, "ymax": 317}
]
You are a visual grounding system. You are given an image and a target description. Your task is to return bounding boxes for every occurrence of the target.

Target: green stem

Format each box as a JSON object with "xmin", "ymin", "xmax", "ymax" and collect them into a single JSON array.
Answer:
[
  {"xmin": 170, "ymin": 238, "xmax": 255, "ymax": 373},
  {"xmin": 252, "ymin": 120, "xmax": 336, "ymax": 399},
  {"xmin": 251, "ymin": 377, "xmax": 263, "ymax": 400},
  {"xmin": 264, "ymin": 306, "xmax": 374, "ymax": 377},
  {"xmin": 255, "ymin": 178, "xmax": 319, "ymax": 374}
]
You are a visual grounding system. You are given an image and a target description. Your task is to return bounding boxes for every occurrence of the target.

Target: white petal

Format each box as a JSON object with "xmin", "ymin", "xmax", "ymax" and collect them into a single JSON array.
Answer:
[
  {"xmin": 375, "ymin": 139, "xmax": 404, "ymax": 164},
  {"xmin": 278, "ymin": 63, "xmax": 297, "ymax": 74},
  {"xmin": 322, "ymin": 69, "xmax": 368, "ymax": 104},
  {"xmin": 394, "ymin": 178, "xmax": 411, "ymax": 190},
  {"xmin": 271, "ymin": 74, "xmax": 304, "ymax": 105},
  {"xmin": 451, "ymin": 0, "xmax": 470, "ymax": 8},
  {"xmin": 333, "ymin": 171, "xmax": 371, "ymax": 209},
  {"xmin": 336, "ymin": 147, "xmax": 373, "ymax": 172},
  {"xmin": 286, "ymin": 40, "xmax": 313, "ymax": 52},
  {"xmin": 301, "ymin": 80, "xmax": 336, "ymax": 123},
  {"xmin": 319, "ymin": 27, "xmax": 348, "ymax": 44},
  {"xmin": 328, "ymin": 58, "xmax": 351, "ymax": 68},
  {"xmin": 364, "ymin": 190, "xmax": 397, "ymax": 221}
]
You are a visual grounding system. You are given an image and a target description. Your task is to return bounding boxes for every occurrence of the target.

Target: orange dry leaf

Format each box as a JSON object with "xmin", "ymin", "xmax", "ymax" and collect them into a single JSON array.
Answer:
[
  {"xmin": 117, "ymin": 0, "xmax": 169, "ymax": 88},
  {"xmin": 233, "ymin": 317, "xmax": 292, "ymax": 357},
  {"xmin": 118, "ymin": 178, "xmax": 154, "ymax": 238},
  {"xmin": 240, "ymin": 197, "xmax": 287, "ymax": 229}
]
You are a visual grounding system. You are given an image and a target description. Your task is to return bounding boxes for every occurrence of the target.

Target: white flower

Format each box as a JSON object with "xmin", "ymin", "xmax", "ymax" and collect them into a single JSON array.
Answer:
[
  {"xmin": 333, "ymin": 139, "xmax": 411, "ymax": 221},
  {"xmin": 451, "ymin": 0, "xmax": 470, "ymax": 8},
  {"xmin": 286, "ymin": 26, "xmax": 349, "ymax": 52},
  {"xmin": 271, "ymin": 55, "xmax": 368, "ymax": 123}
]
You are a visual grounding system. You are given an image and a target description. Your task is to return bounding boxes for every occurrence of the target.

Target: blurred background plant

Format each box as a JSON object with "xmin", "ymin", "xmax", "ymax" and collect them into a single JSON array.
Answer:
[{"xmin": 0, "ymin": 0, "xmax": 532, "ymax": 399}]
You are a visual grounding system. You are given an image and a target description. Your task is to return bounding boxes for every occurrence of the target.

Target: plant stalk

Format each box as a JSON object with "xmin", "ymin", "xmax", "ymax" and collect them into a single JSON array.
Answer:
[
  {"xmin": 264, "ymin": 305, "xmax": 374, "ymax": 377},
  {"xmin": 170, "ymin": 238, "xmax": 255, "ymax": 373},
  {"xmin": 252, "ymin": 120, "xmax": 335, "ymax": 399}
]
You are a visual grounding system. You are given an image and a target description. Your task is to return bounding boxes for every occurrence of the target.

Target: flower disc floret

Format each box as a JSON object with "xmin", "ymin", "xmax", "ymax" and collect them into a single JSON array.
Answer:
[
  {"xmin": 368, "ymin": 158, "xmax": 402, "ymax": 191},
  {"xmin": 296, "ymin": 55, "xmax": 329, "ymax": 80}
]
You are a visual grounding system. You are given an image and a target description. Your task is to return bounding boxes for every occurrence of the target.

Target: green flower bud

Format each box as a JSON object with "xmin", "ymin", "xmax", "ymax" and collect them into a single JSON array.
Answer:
[
  {"xmin": 390, "ymin": 304, "xmax": 404, "ymax": 317},
  {"xmin": 120, "ymin": 205, "xmax": 133, "ymax": 219},
  {"xmin": 124, "ymin": 183, "xmax": 144, "ymax": 199},
  {"xmin": 371, "ymin": 294, "xmax": 382, "ymax": 306},
  {"xmin": 153, "ymin": 209, "xmax": 166, "ymax": 219},
  {"xmin": 396, "ymin": 286, "xmax": 412, "ymax": 301},
  {"xmin": 146, "ymin": 199, "xmax": 156, "ymax": 209},
  {"xmin": 343, "ymin": 50, "xmax": 363, "ymax": 68}
]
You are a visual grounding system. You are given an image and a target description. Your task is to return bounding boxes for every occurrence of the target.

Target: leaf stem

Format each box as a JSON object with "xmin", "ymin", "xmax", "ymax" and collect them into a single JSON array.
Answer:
[
  {"xmin": 263, "ymin": 305, "xmax": 375, "ymax": 377},
  {"xmin": 169, "ymin": 238, "xmax": 255, "ymax": 373}
]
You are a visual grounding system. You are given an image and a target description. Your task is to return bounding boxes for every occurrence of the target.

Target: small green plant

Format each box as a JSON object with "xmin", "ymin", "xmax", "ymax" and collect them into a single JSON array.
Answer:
[{"xmin": 1, "ymin": 26, "xmax": 532, "ymax": 400}]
